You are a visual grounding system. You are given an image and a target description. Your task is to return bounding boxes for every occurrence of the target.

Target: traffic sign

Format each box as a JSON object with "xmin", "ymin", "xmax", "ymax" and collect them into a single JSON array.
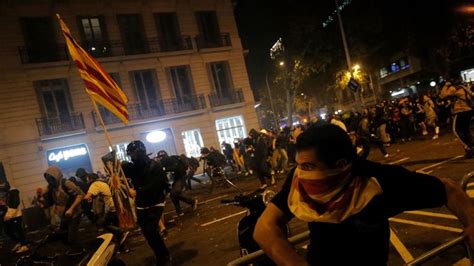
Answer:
[{"xmin": 348, "ymin": 77, "xmax": 360, "ymax": 92}]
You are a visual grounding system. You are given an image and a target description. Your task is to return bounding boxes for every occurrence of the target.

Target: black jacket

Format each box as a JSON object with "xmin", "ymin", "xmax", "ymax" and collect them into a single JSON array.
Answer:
[{"xmin": 123, "ymin": 159, "xmax": 169, "ymax": 208}]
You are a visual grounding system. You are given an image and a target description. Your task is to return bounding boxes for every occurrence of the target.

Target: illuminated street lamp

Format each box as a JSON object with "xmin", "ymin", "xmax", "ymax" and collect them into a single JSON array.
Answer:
[{"xmin": 279, "ymin": 61, "xmax": 285, "ymax": 66}]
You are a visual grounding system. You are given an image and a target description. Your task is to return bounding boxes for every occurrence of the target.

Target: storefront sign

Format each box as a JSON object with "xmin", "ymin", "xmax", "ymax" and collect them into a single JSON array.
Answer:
[
  {"xmin": 46, "ymin": 144, "xmax": 93, "ymax": 177},
  {"xmin": 48, "ymin": 146, "xmax": 88, "ymax": 163}
]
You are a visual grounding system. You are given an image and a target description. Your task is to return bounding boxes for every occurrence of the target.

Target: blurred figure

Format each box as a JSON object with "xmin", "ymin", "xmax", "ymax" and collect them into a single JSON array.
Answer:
[
  {"xmin": 423, "ymin": 94, "xmax": 440, "ymax": 140},
  {"xmin": 0, "ymin": 180, "xmax": 29, "ymax": 253}
]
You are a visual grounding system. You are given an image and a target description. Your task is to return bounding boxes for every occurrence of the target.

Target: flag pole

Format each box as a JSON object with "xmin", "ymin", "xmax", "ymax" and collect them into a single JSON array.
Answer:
[
  {"xmin": 91, "ymin": 97, "xmax": 134, "ymax": 192},
  {"xmin": 91, "ymin": 98, "xmax": 114, "ymax": 150}
]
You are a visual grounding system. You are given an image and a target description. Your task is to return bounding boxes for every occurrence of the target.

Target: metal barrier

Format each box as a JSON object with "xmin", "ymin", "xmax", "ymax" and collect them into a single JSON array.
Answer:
[
  {"xmin": 226, "ymin": 172, "xmax": 474, "ymax": 266},
  {"xmin": 226, "ymin": 231, "xmax": 310, "ymax": 266}
]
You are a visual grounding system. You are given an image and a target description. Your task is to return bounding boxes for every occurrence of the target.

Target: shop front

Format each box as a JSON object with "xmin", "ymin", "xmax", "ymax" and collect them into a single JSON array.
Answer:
[{"xmin": 46, "ymin": 143, "xmax": 93, "ymax": 178}]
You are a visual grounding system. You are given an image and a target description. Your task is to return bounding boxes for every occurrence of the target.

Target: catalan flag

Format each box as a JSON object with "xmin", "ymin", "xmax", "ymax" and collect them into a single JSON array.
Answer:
[{"xmin": 56, "ymin": 14, "xmax": 129, "ymax": 124}]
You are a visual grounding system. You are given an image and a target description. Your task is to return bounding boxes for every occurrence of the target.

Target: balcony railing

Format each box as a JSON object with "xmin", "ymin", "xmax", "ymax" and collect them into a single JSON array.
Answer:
[
  {"xmin": 92, "ymin": 94, "xmax": 207, "ymax": 126},
  {"xmin": 208, "ymin": 89, "xmax": 244, "ymax": 108},
  {"xmin": 195, "ymin": 33, "xmax": 231, "ymax": 49},
  {"xmin": 18, "ymin": 44, "xmax": 69, "ymax": 64},
  {"xmin": 81, "ymin": 36, "xmax": 193, "ymax": 58},
  {"xmin": 36, "ymin": 113, "xmax": 85, "ymax": 136}
]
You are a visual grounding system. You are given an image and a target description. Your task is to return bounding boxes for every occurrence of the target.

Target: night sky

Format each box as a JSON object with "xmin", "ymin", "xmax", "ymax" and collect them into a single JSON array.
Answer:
[{"xmin": 234, "ymin": 0, "xmax": 472, "ymax": 101}]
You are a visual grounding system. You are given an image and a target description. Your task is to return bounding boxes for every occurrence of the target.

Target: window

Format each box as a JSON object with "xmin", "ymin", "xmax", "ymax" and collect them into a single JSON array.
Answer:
[
  {"xmin": 131, "ymin": 70, "xmax": 161, "ymax": 111},
  {"xmin": 21, "ymin": 17, "xmax": 58, "ymax": 62},
  {"xmin": 110, "ymin": 143, "xmax": 130, "ymax": 162},
  {"xmin": 209, "ymin": 61, "xmax": 233, "ymax": 98},
  {"xmin": 182, "ymin": 129, "xmax": 204, "ymax": 157},
  {"xmin": 117, "ymin": 14, "xmax": 147, "ymax": 55},
  {"xmin": 168, "ymin": 66, "xmax": 194, "ymax": 104},
  {"xmin": 196, "ymin": 11, "xmax": 221, "ymax": 45},
  {"xmin": 35, "ymin": 79, "xmax": 73, "ymax": 122},
  {"xmin": 215, "ymin": 116, "xmax": 246, "ymax": 145},
  {"xmin": 78, "ymin": 16, "xmax": 109, "ymax": 57},
  {"xmin": 154, "ymin": 13, "xmax": 181, "ymax": 51}
]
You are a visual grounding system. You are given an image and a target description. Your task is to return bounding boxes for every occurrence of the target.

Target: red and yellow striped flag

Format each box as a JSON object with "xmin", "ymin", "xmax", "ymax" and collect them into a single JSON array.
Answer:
[{"xmin": 56, "ymin": 14, "xmax": 129, "ymax": 124}]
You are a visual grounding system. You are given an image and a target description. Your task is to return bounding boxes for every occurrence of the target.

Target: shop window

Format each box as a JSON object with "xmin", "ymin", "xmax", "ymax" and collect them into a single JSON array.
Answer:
[
  {"xmin": 215, "ymin": 116, "xmax": 246, "ymax": 145},
  {"xmin": 110, "ymin": 143, "xmax": 130, "ymax": 162},
  {"xmin": 181, "ymin": 129, "xmax": 204, "ymax": 157}
]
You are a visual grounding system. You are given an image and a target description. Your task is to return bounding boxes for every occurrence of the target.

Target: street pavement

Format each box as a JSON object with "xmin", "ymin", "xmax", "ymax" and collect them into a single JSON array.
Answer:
[
  {"xmin": 1, "ymin": 131, "xmax": 473, "ymax": 265},
  {"xmin": 117, "ymin": 132, "xmax": 474, "ymax": 266}
]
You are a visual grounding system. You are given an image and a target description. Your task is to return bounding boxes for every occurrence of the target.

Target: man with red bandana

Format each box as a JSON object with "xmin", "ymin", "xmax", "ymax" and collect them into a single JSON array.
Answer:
[{"xmin": 254, "ymin": 124, "xmax": 474, "ymax": 265}]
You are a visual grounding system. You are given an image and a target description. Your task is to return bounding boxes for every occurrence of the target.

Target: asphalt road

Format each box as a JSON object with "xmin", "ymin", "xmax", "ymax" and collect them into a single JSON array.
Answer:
[
  {"xmin": 117, "ymin": 132, "xmax": 474, "ymax": 266},
  {"xmin": 1, "ymin": 131, "xmax": 473, "ymax": 266}
]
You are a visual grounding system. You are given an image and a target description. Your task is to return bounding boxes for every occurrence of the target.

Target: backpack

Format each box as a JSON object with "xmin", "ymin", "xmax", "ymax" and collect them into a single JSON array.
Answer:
[
  {"xmin": 188, "ymin": 156, "xmax": 199, "ymax": 169},
  {"xmin": 459, "ymin": 85, "xmax": 474, "ymax": 108}
]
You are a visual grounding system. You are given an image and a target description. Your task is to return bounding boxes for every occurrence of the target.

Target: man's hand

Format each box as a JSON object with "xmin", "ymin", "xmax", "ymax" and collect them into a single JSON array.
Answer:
[{"xmin": 65, "ymin": 208, "xmax": 73, "ymax": 217}]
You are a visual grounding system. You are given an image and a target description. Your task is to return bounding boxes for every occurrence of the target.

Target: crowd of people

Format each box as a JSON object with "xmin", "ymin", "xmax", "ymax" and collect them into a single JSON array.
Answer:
[{"xmin": 0, "ymin": 78, "xmax": 472, "ymax": 265}]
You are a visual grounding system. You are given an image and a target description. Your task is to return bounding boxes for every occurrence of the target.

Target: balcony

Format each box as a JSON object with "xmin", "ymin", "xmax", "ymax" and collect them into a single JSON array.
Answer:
[
  {"xmin": 92, "ymin": 94, "xmax": 207, "ymax": 126},
  {"xmin": 18, "ymin": 44, "xmax": 69, "ymax": 64},
  {"xmin": 81, "ymin": 36, "xmax": 193, "ymax": 58},
  {"xmin": 36, "ymin": 113, "xmax": 85, "ymax": 136},
  {"xmin": 208, "ymin": 89, "xmax": 244, "ymax": 108},
  {"xmin": 195, "ymin": 33, "xmax": 231, "ymax": 50}
]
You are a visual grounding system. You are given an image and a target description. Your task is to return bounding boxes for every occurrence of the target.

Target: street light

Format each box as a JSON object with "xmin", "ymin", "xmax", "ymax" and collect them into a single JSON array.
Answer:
[
  {"xmin": 353, "ymin": 64, "xmax": 360, "ymax": 72},
  {"xmin": 279, "ymin": 61, "xmax": 285, "ymax": 66}
]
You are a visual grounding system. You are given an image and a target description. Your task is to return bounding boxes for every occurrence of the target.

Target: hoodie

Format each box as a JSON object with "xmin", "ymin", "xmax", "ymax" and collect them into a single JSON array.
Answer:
[{"xmin": 44, "ymin": 165, "xmax": 83, "ymax": 216}]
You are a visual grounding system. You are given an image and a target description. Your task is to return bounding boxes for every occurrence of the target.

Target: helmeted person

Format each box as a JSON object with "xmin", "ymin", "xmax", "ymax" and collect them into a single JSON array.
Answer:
[
  {"xmin": 254, "ymin": 124, "xmax": 474, "ymax": 265},
  {"xmin": 122, "ymin": 140, "xmax": 171, "ymax": 265},
  {"xmin": 43, "ymin": 165, "xmax": 84, "ymax": 254},
  {"xmin": 156, "ymin": 150, "xmax": 197, "ymax": 216}
]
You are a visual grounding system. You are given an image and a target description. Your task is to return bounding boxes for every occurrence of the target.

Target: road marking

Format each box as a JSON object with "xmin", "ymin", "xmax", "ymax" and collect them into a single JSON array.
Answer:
[
  {"xmin": 388, "ymin": 157, "xmax": 410, "ymax": 165},
  {"xmin": 163, "ymin": 194, "xmax": 229, "ymax": 215},
  {"xmin": 404, "ymin": 210, "xmax": 458, "ymax": 220},
  {"xmin": 200, "ymin": 210, "xmax": 247, "ymax": 227},
  {"xmin": 415, "ymin": 155, "xmax": 464, "ymax": 172},
  {"xmin": 198, "ymin": 194, "xmax": 230, "ymax": 205},
  {"xmin": 390, "ymin": 228, "xmax": 414, "ymax": 263},
  {"xmin": 389, "ymin": 218, "xmax": 463, "ymax": 233}
]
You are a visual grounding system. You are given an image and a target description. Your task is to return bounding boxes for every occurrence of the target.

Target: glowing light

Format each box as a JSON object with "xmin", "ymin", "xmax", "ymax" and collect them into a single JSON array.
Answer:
[
  {"xmin": 48, "ymin": 147, "xmax": 87, "ymax": 162},
  {"xmin": 279, "ymin": 61, "xmax": 284, "ymax": 66},
  {"xmin": 391, "ymin": 90, "xmax": 405, "ymax": 97},
  {"xmin": 146, "ymin": 131, "xmax": 167, "ymax": 143},
  {"xmin": 430, "ymin": 81, "xmax": 436, "ymax": 87}
]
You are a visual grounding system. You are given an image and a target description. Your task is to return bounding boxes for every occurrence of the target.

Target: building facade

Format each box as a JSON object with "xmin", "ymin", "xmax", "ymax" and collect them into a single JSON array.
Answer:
[{"xmin": 0, "ymin": 0, "xmax": 258, "ymax": 203}]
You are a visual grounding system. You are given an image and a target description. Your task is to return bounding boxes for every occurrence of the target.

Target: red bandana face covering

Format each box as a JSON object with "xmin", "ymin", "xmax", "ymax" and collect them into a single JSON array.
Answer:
[{"xmin": 288, "ymin": 164, "xmax": 382, "ymax": 223}]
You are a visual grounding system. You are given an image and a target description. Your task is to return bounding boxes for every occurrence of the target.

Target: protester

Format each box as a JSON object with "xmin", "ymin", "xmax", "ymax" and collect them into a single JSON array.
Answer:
[
  {"xmin": 43, "ymin": 165, "xmax": 84, "ymax": 254},
  {"xmin": 156, "ymin": 150, "xmax": 197, "ymax": 216},
  {"xmin": 254, "ymin": 124, "xmax": 474, "ymax": 265},
  {"xmin": 123, "ymin": 140, "xmax": 171, "ymax": 265},
  {"xmin": 423, "ymin": 94, "xmax": 440, "ymax": 140},
  {"xmin": 253, "ymin": 129, "xmax": 275, "ymax": 188},
  {"xmin": 440, "ymin": 79, "xmax": 474, "ymax": 158},
  {"xmin": 83, "ymin": 173, "xmax": 128, "ymax": 250},
  {"xmin": 179, "ymin": 154, "xmax": 203, "ymax": 190},
  {"xmin": 0, "ymin": 180, "xmax": 29, "ymax": 253}
]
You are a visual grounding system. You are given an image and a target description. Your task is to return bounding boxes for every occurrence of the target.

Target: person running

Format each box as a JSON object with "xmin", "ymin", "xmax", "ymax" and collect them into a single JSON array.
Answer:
[
  {"xmin": 254, "ymin": 124, "xmax": 474, "ymax": 265},
  {"xmin": 83, "ymin": 173, "xmax": 129, "ymax": 251},
  {"xmin": 156, "ymin": 150, "xmax": 198, "ymax": 216},
  {"xmin": 179, "ymin": 154, "xmax": 203, "ymax": 190},
  {"xmin": 423, "ymin": 94, "xmax": 440, "ymax": 140},
  {"xmin": 123, "ymin": 141, "xmax": 171, "ymax": 265},
  {"xmin": 43, "ymin": 165, "xmax": 84, "ymax": 254},
  {"xmin": 440, "ymin": 79, "xmax": 474, "ymax": 158},
  {"xmin": 0, "ymin": 180, "xmax": 29, "ymax": 253}
]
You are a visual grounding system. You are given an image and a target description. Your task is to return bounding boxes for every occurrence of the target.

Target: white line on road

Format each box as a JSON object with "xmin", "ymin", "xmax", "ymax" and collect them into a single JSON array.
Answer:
[
  {"xmin": 388, "ymin": 157, "xmax": 410, "ymax": 165},
  {"xmin": 390, "ymin": 228, "xmax": 414, "ymax": 263},
  {"xmin": 389, "ymin": 217, "xmax": 463, "ymax": 233},
  {"xmin": 404, "ymin": 210, "xmax": 458, "ymax": 220},
  {"xmin": 415, "ymin": 155, "xmax": 464, "ymax": 172},
  {"xmin": 200, "ymin": 210, "xmax": 247, "ymax": 227},
  {"xmin": 163, "ymin": 194, "xmax": 230, "ymax": 216},
  {"xmin": 198, "ymin": 194, "xmax": 230, "ymax": 205}
]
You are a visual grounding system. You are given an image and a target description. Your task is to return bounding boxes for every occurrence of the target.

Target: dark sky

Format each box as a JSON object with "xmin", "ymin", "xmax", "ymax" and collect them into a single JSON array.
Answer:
[{"xmin": 234, "ymin": 0, "xmax": 472, "ymax": 100}]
